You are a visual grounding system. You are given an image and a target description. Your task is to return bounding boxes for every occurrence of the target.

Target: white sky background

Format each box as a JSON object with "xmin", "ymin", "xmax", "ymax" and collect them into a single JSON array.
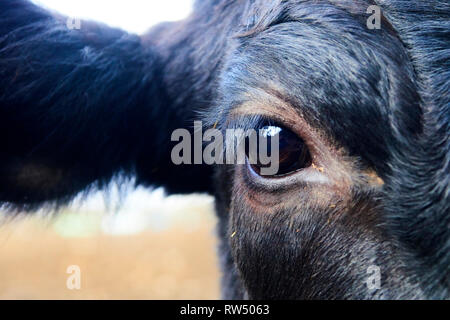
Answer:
[{"xmin": 32, "ymin": 0, "xmax": 194, "ymax": 34}]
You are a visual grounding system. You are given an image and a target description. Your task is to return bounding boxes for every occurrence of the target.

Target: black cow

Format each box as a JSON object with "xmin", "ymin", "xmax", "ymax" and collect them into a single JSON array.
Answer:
[{"xmin": 0, "ymin": 0, "xmax": 448, "ymax": 299}]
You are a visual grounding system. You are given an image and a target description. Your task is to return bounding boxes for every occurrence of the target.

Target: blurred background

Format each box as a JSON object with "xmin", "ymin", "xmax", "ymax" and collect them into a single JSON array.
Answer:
[
  {"xmin": 0, "ymin": 0, "xmax": 221, "ymax": 300},
  {"xmin": 0, "ymin": 188, "xmax": 220, "ymax": 300}
]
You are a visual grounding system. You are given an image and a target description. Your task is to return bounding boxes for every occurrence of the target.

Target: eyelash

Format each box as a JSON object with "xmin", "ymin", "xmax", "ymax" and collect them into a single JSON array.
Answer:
[{"xmin": 220, "ymin": 114, "xmax": 277, "ymax": 132}]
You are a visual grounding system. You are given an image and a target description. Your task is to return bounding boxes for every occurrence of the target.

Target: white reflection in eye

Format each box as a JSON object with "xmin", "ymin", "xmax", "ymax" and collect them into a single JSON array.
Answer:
[{"xmin": 260, "ymin": 126, "xmax": 282, "ymax": 138}]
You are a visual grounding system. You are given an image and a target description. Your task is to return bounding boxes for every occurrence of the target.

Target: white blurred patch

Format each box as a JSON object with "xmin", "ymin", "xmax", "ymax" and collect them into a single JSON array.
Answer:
[
  {"xmin": 57, "ymin": 184, "xmax": 215, "ymax": 237},
  {"xmin": 100, "ymin": 187, "xmax": 215, "ymax": 235},
  {"xmin": 32, "ymin": 0, "xmax": 194, "ymax": 34}
]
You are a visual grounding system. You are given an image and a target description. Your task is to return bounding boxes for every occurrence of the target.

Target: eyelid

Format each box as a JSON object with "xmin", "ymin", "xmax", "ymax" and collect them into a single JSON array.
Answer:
[
  {"xmin": 226, "ymin": 110, "xmax": 304, "ymax": 149},
  {"xmin": 224, "ymin": 99, "xmax": 360, "ymax": 194},
  {"xmin": 234, "ymin": 104, "xmax": 334, "ymax": 166},
  {"xmin": 228, "ymin": 100, "xmax": 299, "ymax": 134},
  {"xmin": 219, "ymin": 114, "xmax": 273, "ymax": 132},
  {"xmin": 225, "ymin": 96, "xmax": 341, "ymax": 171},
  {"xmin": 244, "ymin": 157, "xmax": 330, "ymax": 190}
]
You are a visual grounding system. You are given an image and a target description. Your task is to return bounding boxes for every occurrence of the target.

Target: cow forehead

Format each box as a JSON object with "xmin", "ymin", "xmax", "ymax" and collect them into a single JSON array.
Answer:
[{"xmin": 218, "ymin": 20, "xmax": 419, "ymax": 176}]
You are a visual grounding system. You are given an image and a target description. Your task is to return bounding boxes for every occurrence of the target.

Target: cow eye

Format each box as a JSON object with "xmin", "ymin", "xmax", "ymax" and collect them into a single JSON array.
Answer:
[{"xmin": 245, "ymin": 124, "xmax": 312, "ymax": 177}]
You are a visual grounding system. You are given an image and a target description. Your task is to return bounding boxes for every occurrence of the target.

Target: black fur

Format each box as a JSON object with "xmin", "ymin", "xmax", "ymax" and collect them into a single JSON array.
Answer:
[
  {"xmin": 0, "ymin": 0, "xmax": 448, "ymax": 299},
  {"xmin": 0, "ymin": 0, "xmax": 212, "ymax": 210},
  {"xmin": 379, "ymin": 0, "xmax": 450, "ymax": 298}
]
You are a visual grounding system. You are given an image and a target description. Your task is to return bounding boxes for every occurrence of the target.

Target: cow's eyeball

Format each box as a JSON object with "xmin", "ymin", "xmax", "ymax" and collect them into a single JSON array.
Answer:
[{"xmin": 245, "ymin": 124, "xmax": 312, "ymax": 177}]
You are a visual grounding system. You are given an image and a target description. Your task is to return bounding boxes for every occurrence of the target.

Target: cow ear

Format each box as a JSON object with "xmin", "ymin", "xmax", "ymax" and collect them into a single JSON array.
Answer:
[
  {"xmin": 0, "ymin": 0, "xmax": 214, "ymax": 210},
  {"xmin": 136, "ymin": 2, "xmax": 245, "ymax": 194}
]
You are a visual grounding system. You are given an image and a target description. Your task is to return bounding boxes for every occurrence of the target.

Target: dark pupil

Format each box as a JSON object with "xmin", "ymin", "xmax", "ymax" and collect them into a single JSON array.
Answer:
[{"xmin": 245, "ymin": 125, "xmax": 312, "ymax": 176}]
